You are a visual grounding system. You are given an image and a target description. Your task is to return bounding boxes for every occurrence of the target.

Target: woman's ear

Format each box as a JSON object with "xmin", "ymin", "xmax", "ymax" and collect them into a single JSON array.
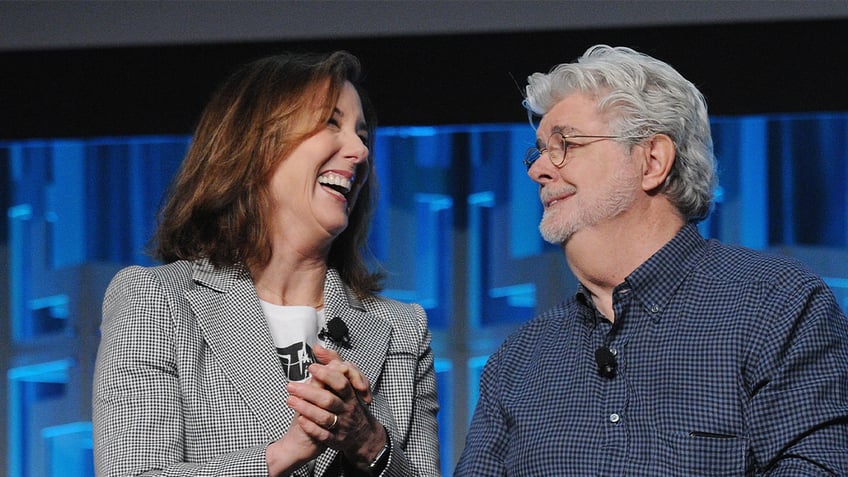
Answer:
[{"xmin": 641, "ymin": 134, "xmax": 675, "ymax": 192}]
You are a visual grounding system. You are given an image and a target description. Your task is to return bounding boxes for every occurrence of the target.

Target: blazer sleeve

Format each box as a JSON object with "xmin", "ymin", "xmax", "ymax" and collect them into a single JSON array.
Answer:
[
  {"xmin": 92, "ymin": 266, "xmax": 270, "ymax": 476},
  {"xmin": 379, "ymin": 303, "xmax": 442, "ymax": 477}
]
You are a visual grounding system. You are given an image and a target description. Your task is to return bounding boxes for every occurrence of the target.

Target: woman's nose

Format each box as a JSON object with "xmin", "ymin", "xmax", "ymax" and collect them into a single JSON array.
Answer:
[{"xmin": 344, "ymin": 133, "xmax": 369, "ymax": 163}]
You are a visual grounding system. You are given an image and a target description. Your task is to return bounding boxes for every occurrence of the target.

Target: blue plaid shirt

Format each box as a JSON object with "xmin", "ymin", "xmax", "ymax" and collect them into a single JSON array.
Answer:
[{"xmin": 456, "ymin": 224, "xmax": 848, "ymax": 476}]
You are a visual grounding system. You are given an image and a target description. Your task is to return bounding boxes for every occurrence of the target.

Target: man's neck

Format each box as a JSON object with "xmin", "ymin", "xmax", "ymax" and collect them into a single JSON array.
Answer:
[{"xmin": 564, "ymin": 208, "xmax": 684, "ymax": 321}]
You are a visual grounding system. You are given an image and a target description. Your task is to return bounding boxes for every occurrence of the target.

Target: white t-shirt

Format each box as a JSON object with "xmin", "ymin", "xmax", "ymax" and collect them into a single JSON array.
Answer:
[{"xmin": 260, "ymin": 301, "xmax": 327, "ymax": 382}]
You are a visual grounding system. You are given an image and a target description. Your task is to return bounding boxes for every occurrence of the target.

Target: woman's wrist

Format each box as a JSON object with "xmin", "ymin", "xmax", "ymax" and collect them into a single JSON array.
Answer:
[
  {"xmin": 266, "ymin": 434, "xmax": 314, "ymax": 477},
  {"xmin": 345, "ymin": 423, "xmax": 390, "ymax": 472},
  {"xmin": 366, "ymin": 430, "xmax": 391, "ymax": 475}
]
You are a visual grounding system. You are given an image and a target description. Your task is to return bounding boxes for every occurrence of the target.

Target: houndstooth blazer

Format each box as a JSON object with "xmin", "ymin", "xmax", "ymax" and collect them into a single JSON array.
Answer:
[{"xmin": 93, "ymin": 259, "xmax": 441, "ymax": 476}]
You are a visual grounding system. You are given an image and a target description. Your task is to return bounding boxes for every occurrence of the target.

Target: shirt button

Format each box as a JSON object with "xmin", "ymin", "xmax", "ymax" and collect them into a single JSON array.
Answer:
[
  {"xmin": 609, "ymin": 413, "xmax": 621, "ymax": 424},
  {"xmin": 650, "ymin": 304, "xmax": 660, "ymax": 313},
  {"xmin": 609, "ymin": 347, "xmax": 618, "ymax": 356}
]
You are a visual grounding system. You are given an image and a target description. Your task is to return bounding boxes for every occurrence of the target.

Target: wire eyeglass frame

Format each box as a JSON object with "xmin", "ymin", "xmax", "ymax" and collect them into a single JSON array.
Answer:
[{"xmin": 523, "ymin": 132, "xmax": 645, "ymax": 170}]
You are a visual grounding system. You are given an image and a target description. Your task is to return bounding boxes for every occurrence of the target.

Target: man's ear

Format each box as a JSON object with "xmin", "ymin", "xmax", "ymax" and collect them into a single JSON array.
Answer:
[{"xmin": 641, "ymin": 134, "xmax": 675, "ymax": 192}]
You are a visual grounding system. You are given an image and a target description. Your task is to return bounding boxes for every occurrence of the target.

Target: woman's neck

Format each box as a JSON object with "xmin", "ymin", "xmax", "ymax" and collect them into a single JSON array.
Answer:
[{"xmin": 251, "ymin": 254, "xmax": 327, "ymax": 308}]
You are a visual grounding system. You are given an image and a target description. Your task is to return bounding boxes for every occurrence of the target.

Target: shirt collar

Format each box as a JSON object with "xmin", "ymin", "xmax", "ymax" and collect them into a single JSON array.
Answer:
[
  {"xmin": 574, "ymin": 223, "xmax": 707, "ymax": 321},
  {"xmin": 624, "ymin": 223, "xmax": 706, "ymax": 319}
]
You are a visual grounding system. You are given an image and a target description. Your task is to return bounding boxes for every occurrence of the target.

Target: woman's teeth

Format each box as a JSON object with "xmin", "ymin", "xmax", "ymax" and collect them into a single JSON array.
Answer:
[{"xmin": 318, "ymin": 172, "xmax": 353, "ymax": 196}]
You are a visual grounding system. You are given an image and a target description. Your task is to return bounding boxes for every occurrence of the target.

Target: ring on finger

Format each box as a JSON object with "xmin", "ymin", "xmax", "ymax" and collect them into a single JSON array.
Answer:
[{"xmin": 327, "ymin": 413, "xmax": 338, "ymax": 431}]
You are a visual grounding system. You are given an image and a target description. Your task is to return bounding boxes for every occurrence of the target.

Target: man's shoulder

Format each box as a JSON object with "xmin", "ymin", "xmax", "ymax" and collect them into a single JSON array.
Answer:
[
  {"xmin": 701, "ymin": 239, "xmax": 822, "ymax": 285},
  {"xmin": 479, "ymin": 301, "xmax": 580, "ymax": 382},
  {"xmin": 500, "ymin": 300, "xmax": 577, "ymax": 349}
]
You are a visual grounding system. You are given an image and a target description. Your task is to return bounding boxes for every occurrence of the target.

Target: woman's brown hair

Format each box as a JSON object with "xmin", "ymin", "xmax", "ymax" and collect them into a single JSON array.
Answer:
[{"xmin": 152, "ymin": 50, "xmax": 383, "ymax": 297}]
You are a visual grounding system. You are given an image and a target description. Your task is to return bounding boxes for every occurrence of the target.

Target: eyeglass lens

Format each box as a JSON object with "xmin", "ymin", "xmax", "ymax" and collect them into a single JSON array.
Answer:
[
  {"xmin": 524, "ymin": 132, "xmax": 566, "ymax": 170},
  {"xmin": 546, "ymin": 133, "xmax": 566, "ymax": 166}
]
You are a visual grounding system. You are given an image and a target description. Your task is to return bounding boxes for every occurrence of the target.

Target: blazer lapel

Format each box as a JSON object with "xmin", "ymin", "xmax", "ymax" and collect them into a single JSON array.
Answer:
[
  {"xmin": 185, "ymin": 260, "xmax": 293, "ymax": 441},
  {"xmin": 184, "ymin": 264, "xmax": 392, "ymax": 476},
  {"xmin": 321, "ymin": 269, "xmax": 392, "ymax": 390},
  {"xmin": 313, "ymin": 270, "xmax": 393, "ymax": 476}
]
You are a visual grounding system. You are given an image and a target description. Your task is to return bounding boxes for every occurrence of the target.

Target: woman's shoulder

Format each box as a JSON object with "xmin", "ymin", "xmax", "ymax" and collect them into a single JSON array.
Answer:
[
  {"xmin": 361, "ymin": 294, "xmax": 425, "ymax": 320},
  {"xmin": 356, "ymin": 294, "xmax": 431, "ymax": 340},
  {"xmin": 112, "ymin": 260, "xmax": 193, "ymax": 283},
  {"xmin": 106, "ymin": 260, "xmax": 204, "ymax": 300}
]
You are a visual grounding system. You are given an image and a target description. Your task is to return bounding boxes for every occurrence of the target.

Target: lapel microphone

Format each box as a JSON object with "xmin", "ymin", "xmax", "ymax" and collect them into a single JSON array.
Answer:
[
  {"xmin": 319, "ymin": 316, "xmax": 351, "ymax": 348},
  {"xmin": 595, "ymin": 346, "xmax": 617, "ymax": 378}
]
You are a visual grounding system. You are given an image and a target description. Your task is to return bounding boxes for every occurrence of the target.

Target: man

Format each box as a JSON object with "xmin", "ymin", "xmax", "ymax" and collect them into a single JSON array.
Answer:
[{"xmin": 454, "ymin": 45, "xmax": 848, "ymax": 476}]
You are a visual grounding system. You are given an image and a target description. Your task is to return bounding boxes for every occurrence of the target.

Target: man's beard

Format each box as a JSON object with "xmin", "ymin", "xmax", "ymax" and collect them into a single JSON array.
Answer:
[{"xmin": 539, "ymin": 166, "xmax": 639, "ymax": 245}]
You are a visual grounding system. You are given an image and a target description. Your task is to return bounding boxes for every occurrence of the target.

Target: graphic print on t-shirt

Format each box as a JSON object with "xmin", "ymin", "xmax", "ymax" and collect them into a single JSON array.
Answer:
[
  {"xmin": 261, "ymin": 301, "xmax": 324, "ymax": 383},
  {"xmin": 276, "ymin": 341, "xmax": 318, "ymax": 382}
]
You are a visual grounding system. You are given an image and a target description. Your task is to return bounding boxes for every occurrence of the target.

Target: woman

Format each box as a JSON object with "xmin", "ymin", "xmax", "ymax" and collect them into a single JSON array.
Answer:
[{"xmin": 93, "ymin": 51, "xmax": 441, "ymax": 476}]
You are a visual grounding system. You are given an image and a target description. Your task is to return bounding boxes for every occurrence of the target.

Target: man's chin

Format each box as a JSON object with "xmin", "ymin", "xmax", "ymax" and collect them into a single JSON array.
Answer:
[{"xmin": 539, "ymin": 221, "xmax": 575, "ymax": 246}]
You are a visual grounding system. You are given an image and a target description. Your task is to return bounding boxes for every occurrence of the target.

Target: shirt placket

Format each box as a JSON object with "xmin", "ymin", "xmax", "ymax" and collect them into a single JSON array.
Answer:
[{"xmin": 597, "ymin": 286, "xmax": 633, "ymax": 477}]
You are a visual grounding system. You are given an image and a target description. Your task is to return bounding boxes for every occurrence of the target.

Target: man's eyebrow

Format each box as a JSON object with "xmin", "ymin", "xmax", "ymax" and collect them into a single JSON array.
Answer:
[
  {"xmin": 549, "ymin": 124, "xmax": 579, "ymax": 135},
  {"xmin": 535, "ymin": 124, "xmax": 572, "ymax": 146}
]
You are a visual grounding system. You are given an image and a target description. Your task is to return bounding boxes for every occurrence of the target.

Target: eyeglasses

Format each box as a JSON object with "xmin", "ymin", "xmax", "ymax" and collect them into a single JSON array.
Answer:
[{"xmin": 523, "ymin": 132, "xmax": 644, "ymax": 170}]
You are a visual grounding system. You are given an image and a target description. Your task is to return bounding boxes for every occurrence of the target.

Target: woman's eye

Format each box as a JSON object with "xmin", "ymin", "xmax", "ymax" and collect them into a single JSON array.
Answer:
[{"xmin": 327, "ymin": 117, "xmax": 340, "ymax": 128}]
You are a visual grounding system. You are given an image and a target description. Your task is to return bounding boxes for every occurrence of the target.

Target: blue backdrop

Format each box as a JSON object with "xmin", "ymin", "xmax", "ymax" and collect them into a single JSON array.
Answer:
[{"xmin": 3, "ymin": 113, "xmax": 848, "ymax": 477}]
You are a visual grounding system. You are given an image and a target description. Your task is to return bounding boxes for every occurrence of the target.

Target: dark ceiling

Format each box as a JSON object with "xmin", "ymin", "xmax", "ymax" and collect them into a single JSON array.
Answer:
[{"xmin": 2, "ymin": 17, "xmax": 847, "ymax": 139}]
